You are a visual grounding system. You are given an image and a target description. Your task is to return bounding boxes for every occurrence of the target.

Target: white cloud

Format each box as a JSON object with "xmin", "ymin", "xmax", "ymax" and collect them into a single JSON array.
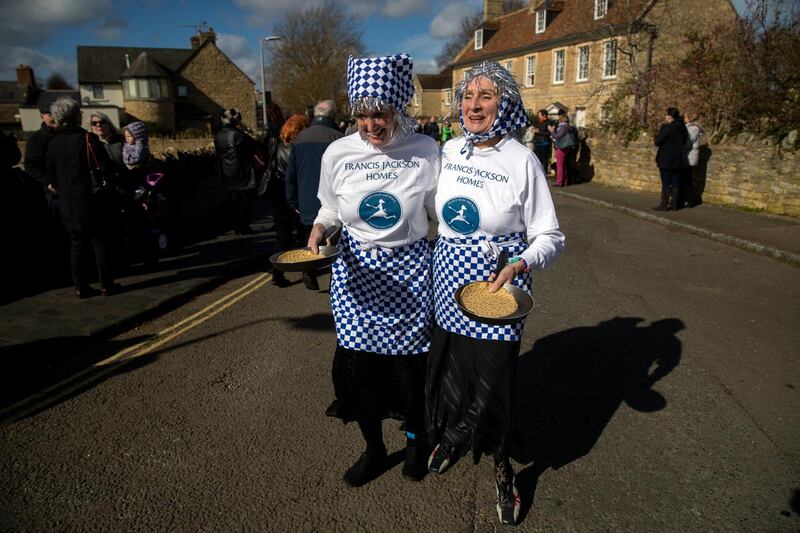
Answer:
[
  {"xmin": 0, "ymin": 0, "xmax": 112, "ymax": 45},
  {"xmin": 383, "ymin": 0, "xmax": 428, "ymax": 18},
  {"xmin": 96, "ymin": 15, "xmax": 129, "ymax": 41},
  {"xmin": 216, "ymin": 33, "xmax": 259, "ymax": 85},
  {"xmin": 0, "ymin": 46, "xmax": 77, "ymax": 87},
  {"xmin": 429, "ymin": 2, "xmax": 468, "ymax": 39}
]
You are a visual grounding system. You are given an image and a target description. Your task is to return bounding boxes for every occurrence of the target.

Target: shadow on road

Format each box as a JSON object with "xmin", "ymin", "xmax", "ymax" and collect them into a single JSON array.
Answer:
[{"xmin": 512, "ymin": 316, "xmax": 685, "ymax": 522}]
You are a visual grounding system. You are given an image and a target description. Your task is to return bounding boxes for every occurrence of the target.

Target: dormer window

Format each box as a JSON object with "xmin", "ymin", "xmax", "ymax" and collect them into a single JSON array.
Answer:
[
  {"xmin": 474, "ymin": 29, "xmax": 484, "ymax": 50},
  {"xmin": 594, "ymin": 0, "xmax": 608, "ymax": 19},
  {"xmin": 535, "ymin": 9, "xmax": 546, "ymax": 33}
]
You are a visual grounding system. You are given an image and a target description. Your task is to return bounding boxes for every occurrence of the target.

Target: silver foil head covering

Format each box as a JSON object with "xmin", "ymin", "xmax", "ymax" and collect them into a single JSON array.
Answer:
[
  {"xmin": 451, "ymin": 61, "xmax": 531, "ymax": 154},
  {"xmin": 350, "ymin": 97, "xmax": 416, "ymax": 145}
]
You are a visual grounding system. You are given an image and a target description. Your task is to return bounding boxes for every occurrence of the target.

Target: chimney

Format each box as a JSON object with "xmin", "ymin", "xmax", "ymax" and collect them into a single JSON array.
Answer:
[
  {"xmin": 198, "ymin": 27, "xmax": 217, "ymax": 45},
  {"xmin": 483, "ymin": 0, "xmax": 504, "ymax": 21},
  {"xmin": 190, "ymin": 35, "xmax": 201, "ymax": 49},
  {"xmin": 16, "ymin": 64, "xmax": 35, "ymax": 87}
]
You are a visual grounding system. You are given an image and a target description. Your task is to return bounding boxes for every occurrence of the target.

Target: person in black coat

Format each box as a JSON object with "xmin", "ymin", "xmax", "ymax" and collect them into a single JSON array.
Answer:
[
  {"xmin": 285, "ymin": 99, "xmax": 343, "ymax": 290},
  {"xmin": 214, "ymin": 108, "xmax": 259, "ymax": 235},
  {"xmin": 653, "ymin": 107, "xmax": 689, "ymax": 211},
  {"xmin": 46, "ymin": 97, "xmax": 120, "ymax": 298}
]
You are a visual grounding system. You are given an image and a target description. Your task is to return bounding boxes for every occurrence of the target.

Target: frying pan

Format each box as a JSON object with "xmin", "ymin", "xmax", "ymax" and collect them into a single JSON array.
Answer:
[{"xmin": 269, "ymin": 226, "xmax": 340, "ymax": 273}]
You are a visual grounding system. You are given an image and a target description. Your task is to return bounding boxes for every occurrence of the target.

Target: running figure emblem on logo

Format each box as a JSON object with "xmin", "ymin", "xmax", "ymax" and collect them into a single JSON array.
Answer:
[
  {"xmin": 443, "ymin": 197, "xmax": 480, "ymax": 234},
  {"xmin": 359, "ymin": 192, "xmax": 402, "ymax": 229}
]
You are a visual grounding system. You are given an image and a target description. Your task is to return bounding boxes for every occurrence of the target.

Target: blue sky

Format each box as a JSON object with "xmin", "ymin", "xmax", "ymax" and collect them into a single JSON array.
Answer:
[{"xmin": 0, "ymin": 0, "xmax": 747, "ymax": 88}]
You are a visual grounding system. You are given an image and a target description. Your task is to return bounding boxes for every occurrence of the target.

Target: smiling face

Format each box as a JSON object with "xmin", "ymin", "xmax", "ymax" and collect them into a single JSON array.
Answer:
[
  {"xmin": 356, "ymin": 110, "xmax": 395, "ymax": 147},
  {"xmin": 90, "ymin": 115, "xmax": 110, "ymax": 138},
  {"xmin": 461, "ymin": 76, "xmax": 499, "ymax": 135}
]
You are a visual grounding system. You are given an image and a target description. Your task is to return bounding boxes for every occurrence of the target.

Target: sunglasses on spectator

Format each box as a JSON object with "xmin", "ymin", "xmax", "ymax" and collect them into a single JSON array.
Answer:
[{"xmin": 91, "ymin": 120, "xmax": 107, "ymax": 126}]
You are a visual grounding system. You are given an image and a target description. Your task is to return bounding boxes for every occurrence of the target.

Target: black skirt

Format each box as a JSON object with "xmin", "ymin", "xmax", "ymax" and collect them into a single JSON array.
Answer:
[
  {"xmin": 325, "ymin": 345, "xmax": 427, "ymax": 433},
  {"xmin": 425, "ymin": 324, "xmax": 519, "ymax": 464}
]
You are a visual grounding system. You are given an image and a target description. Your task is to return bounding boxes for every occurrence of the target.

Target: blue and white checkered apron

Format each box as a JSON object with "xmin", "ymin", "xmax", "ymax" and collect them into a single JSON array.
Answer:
[
  {"xmin": 433, "ymin": 233, "xmax": 532, "ymax": 341},
  {"xmin": 330, "ymin": 227, "xmax": 433, "ymax": 355}
]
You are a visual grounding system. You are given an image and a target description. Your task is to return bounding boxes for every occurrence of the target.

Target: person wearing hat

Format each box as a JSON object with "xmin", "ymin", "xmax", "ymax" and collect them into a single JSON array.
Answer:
[
  {"xmin": 24, "ymin": 102, "xmax": 57, "ymax": 191},
  {"xmin": 214, "ymin": 108, "xmax": 259, "ymax": 235},
  {"xmin": 307, "ymin": 53, "xmax": 439, "ymax": 487},
  {"xmin": 425, "ymin": 61, "xmax": 565, "ymax": 525}
]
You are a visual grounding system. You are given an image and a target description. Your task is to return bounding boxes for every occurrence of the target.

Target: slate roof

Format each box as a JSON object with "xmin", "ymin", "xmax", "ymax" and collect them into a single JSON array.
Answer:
[
  {"xmin": 453, "ymin": 0, "xmax": 650, "ymax": 67},
  {"xmin": 0, "ymin": 81, "xmax": 25, "ymax": 104},
  {"xmin": 417, "ymin": 69, "xmax": 453, "ymax": 90},
  {"xmin": 19, "ymin": 90, "xmax": 80, "ymax": 111},
  {"xmin": 77, "ymin": 46, "xmax": 193, "ymax": 84},
  {"xmin": 121, "ymin": 52, "xmax": 173, "ymax": 78}
]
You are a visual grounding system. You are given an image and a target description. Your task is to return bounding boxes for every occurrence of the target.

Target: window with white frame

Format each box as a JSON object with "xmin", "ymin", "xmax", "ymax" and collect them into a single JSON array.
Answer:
[
  {"xmin": 603, "ymin": 40, "xmax": 617, "ymax": 78},
  {"xmin": 92, "ymin": 85, "xmax": 104, "ymax": 99},
  {"xmin": 535, "ymin": 9, "xmax": 546, "ymax": 33},
  {"xmin": 575, "ymin": 107, "xmax": 586, "ymax": 127},
  {"xmin": 414, "ymin": 92, "xmax": 420, "ymax": 106},
  {"xmin": 505, "ymin": 60, "xmax": 513, "ymax": 74},
  {"xmin": 444, "ymin": 89, "xmax": 452, "ymax": 106},
  {"xmin": 553, "ymin": 49, "xmax": 565, "ymax": 84},
  {"xmin": 576, "ymin": 45, "xmax": 590, "ymax": 82},
  {"xmin": 594, "ymin": 0, "xmax": 608, "ymax": 19},
  {"xmin": 474, "ymin": 29, "xmax": 483, "ymax": 50},
  {"xmin": 525, "ymin": 55, "xmax": 536, "ymax": 86}
]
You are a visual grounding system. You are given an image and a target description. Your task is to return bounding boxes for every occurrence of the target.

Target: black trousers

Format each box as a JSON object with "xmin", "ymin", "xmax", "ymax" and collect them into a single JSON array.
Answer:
[{"xmin": 70, "ymin": 229, "xmax": 113, "ymax": 290}]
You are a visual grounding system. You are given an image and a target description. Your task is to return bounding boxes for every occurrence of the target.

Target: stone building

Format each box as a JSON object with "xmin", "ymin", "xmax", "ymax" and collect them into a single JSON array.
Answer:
[
  {"xmin": 75, "ymin": 28, "xmax": 255, "ymax": 132},
  {"xmin": 409, "ymin": 69, "xmax": 453, "ymax": 121},
  {"xmin": 450, "ymin": 0, "xmax": 738, "ymax": 126}
]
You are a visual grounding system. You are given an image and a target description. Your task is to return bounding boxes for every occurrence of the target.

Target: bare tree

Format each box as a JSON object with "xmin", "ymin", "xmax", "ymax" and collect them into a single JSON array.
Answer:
[
  {"xmin": 268, "ymin": 0, "xmax": 365, "ymax": 115},
  {"xmin": 45, "ymin": 73, "xmax": 73, "ymax": 90}
]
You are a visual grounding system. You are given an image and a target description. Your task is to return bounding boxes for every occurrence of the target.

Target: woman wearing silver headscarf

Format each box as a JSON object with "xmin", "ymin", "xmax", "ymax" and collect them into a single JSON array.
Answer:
[
  {"xmin": 425, "ymin": 62, "xmax": 565, "ymax": 525},
  {"xmin": 307, "ymin": 54, "xmax": 440, "ymax": 487}
]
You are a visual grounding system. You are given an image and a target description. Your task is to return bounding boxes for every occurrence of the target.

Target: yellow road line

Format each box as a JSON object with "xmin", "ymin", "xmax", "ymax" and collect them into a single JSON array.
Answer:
[{"xmin": 0, "ymin": 273, "xmax": 272, "ymax": 424}]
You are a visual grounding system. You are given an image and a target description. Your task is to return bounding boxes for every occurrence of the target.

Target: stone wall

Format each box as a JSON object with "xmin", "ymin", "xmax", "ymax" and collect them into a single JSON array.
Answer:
[
  {"xmin": 584, "ymin": 134, "xmax": 800, "ymax": 218},
  {"xmin": 126, "ymin": 100, "xmax": 175, "ymax": 130},
  {"xmin": 179, "ymin": 43, "xmax": 256, "ymax": 132}
]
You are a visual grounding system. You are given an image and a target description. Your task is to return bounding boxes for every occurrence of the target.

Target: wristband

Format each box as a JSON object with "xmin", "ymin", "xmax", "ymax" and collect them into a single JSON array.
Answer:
[{"xmin": 508, "ymin": 256, "xmax": 530, "ymax": 273}]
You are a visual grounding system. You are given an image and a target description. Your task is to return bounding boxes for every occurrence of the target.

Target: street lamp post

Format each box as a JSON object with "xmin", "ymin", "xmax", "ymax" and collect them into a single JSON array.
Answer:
[{"xmin": 260, "ymin": 36, "xmax": 281, "ymax": 134}]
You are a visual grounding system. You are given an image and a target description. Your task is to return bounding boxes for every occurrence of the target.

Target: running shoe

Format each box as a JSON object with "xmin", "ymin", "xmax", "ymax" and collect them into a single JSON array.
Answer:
[
  {"xmin": 427, "ymin": 442, "xmax": 454, "ymax": 474},
  {"xmin": 495, "ymin": 469, "xmax": 521, "ymax": 525}
]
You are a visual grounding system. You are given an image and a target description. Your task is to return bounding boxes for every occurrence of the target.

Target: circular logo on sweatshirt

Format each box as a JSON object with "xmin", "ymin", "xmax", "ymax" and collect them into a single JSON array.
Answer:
[
  {"xmin": 359, "ymin": 192, "xmax": 402, "ymax": 229},
  {"xmin": 443, "ymin": 197, "xmax": 480, "ymax": 234}
]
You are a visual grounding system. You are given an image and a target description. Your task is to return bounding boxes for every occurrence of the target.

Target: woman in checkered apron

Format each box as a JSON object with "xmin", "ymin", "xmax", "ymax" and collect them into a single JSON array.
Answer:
[
  {"xmin": 425, "ymin": 62, "xmax": 565, "ymax": 525},
  {"xmin": 307, "ymin": 54, "xmax": 440, "ymax": 488}
]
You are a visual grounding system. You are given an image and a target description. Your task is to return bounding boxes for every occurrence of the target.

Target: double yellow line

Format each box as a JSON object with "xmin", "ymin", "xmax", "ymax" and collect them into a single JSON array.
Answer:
[{"xmin": 0, "ymin": 272, "xmax": 273, "ymax": 425}]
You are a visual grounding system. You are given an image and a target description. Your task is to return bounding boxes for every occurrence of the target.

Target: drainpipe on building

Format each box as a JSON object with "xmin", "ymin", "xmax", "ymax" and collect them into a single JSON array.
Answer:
[{"xmin": 641, "ymin": 26, "xmax": 657, "ymax": 127}]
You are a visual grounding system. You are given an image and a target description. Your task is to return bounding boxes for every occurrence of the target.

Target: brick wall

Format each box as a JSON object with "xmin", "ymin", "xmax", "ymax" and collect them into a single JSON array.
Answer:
[{"xmin": 585, "ymin": 135, "xmax": 800, "ymax": 218}]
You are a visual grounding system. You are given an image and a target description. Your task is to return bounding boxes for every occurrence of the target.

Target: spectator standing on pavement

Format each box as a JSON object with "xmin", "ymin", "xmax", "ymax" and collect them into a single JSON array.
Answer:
[
  {"xmin": 266, "ymin": 113, "xmax": 308, "ymax": 287},
  {"xmin": 23, "ymin": 103, "xmax": 56, "ymax": 191},
  {"xmin": 46, "ymin": 97, "xmax": 120, "ymax": 298},
  {"xmin": 440, "ymin": 119, "xmax": 455, "ymax": 144},
  {"xmin": 285, "ymin": 99, "xmax": 343, "ymax": 290},
  {"xmin": 307, "ymin": 53, "xmax": 439, "ymax": 488},
  {"xmin": 426, "ymin": 61, "xmax": 564, "ymax": 526},
  {"xmin": 214, "ymin": 108, "xmax": 259, "ymax": 235},
  {"xmin": 653, "ymin": 107, "xmax": 689, "ymax": 211},
  {"xmin": 533, "ymin": 109, "xmax": 554, "ymax": 175},
  {"xmin": 427, "ymin": 115, "xmax": 440, "ymax": 144},
  {"xmin": 549, "ymin": 111, "xmax": 577, "ymax": 187},
  {"xmin": 90, "ymin": 112, "xmax": 124, "ymax": 175},
  {"xmin": 684, "ymin": 111, "xmax": 705, "ymax": 207}
]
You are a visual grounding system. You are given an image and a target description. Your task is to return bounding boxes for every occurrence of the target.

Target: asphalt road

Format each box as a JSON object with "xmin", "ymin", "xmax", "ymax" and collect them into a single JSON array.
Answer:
[{"xmin": 1, "ymin": 194, "xmax": 798, "ymax": 532}]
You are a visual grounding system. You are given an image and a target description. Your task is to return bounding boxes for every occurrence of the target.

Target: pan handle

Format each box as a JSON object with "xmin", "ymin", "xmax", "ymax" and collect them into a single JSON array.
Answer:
[
  {"xmin": 492, "ymin": 250, "xmax": 508, "ymax": 279},
  {"xmin": 322, "ymin": 225, "xmax": 341, "ymax": 245}
]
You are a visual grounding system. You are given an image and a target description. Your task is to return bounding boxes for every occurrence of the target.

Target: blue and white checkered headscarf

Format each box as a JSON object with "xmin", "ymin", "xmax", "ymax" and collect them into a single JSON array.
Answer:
[
  {"xmin": 347, "ymin": 54, "xmax": 414, "ymax": 110},
  {"xmin": 454, "ymin": 61, "xmax": 531, "ymax": 155}
]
